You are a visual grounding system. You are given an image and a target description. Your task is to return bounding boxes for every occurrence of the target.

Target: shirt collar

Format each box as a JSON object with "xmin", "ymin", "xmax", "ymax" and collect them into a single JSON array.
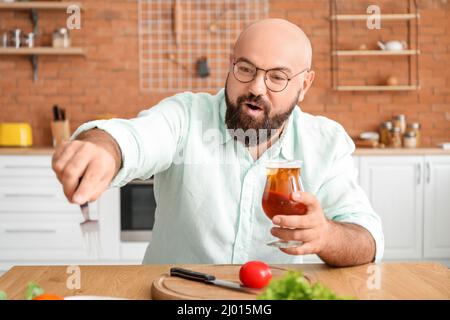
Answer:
[{"xmin": 218, "ymin": 88, "xmax": 297, "ymax": 161}]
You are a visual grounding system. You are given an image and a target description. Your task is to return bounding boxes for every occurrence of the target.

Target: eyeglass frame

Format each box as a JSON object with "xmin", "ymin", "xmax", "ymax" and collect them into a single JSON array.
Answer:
[{"xmin": 231, "ymin": 60, "xmax": 310, "ymax": 92}]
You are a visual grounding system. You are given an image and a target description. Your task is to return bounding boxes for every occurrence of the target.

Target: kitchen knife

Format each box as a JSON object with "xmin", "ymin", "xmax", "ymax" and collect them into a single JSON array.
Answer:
[
  {"xmin": 52, "ymin": 105, "xmax": 60, "ymax": 121},
  {"xmin": 169, "ymin": 267, "xmax": 260, "ymax": 294}
]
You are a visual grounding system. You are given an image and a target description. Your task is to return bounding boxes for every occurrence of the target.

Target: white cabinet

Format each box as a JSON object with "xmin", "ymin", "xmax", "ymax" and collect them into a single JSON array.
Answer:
[
  {"xmin": 0, "ymin": 155, "xmax": 120, "ymax": 271},
  {"xmin": 423, "ymin": 156, "xmax": 450, "ymax": 259},
  {"xmin": 360, "ymin": 156, "xmax": 423, "ymax": 260},
  {"xmin": 360, "ymin": 155, "xmax": 450, "ymax": 263}
]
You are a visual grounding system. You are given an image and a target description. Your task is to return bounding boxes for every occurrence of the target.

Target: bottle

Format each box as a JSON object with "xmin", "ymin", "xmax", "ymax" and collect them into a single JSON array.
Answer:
[
  {"xmin": 379, "ymin": 121, "xmax": 393, "ymax": 146},
  {"xmin": 403, "ymin": 131, "xmax": 417, "ymax": 148},
  {"xmin": 392, "ymin": 114, "xmax": 406, "ymax": 135},
  {"xmin": 407, "ymin": 122, "xmax": 421, "ymax": 147},
  {"xmin": 389, "ymin": 127, "xmax": 402, "ymax": 148}
]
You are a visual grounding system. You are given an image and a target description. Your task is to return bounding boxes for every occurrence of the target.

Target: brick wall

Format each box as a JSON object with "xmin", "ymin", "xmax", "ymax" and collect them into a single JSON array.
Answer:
[{"xmin": 0, "ymin": 0, "xmax": 449, "ymax": 146}]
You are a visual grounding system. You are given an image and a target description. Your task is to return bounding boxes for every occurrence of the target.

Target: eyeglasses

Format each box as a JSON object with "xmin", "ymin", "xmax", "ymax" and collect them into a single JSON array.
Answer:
[{"xmin": 232, "ymin": 60, "xmax": 310, "ymax": 92}]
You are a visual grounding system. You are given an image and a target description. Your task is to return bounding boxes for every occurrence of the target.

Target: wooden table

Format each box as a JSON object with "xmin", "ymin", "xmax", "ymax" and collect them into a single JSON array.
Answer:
[{"xmin": 0, "ymin": 262, "xmax": 448, "ymax": 300}]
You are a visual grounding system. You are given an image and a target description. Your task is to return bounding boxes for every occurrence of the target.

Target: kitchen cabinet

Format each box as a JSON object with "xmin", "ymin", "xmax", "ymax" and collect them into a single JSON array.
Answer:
[
  {"xmin": 360, "ymin": 155, "xmax": 450, "ymax": 264},
  {"xmin": 0, "ymin": 155, "xmax": 119, "ymax": 272},
  {"xmin": 423, "ymin": 156, "xmax": 450, "ymax": 259},
  {"xmin": 360, "ymin": 156, "xmax": 423, "ymax": 259}
]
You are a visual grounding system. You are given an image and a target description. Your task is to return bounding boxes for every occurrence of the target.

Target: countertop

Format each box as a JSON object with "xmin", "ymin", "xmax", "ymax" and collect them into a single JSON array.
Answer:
[
  {"xmin": 1, "ymin": 147, "xmax": 450, "ymax": 156},
  {"xmin": 0, "ymin": 263, "xmax": 449, "ymax": 300}
]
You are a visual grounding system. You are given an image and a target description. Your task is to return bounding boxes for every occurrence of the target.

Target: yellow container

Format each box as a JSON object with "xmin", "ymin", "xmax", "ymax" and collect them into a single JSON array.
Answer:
[{"xmin": 0, "ymin": 123, "xmax": 33, "ymax": 147}]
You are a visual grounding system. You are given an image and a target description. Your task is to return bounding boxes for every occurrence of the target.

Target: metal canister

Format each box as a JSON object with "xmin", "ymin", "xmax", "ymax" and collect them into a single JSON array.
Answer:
[
  {"xmin": 389, "ymin": 127, "xmax": 402, "ymax": 148},
  {"xmin": 392, "ymin": 114, "xmax": 406, "ymax": 135},
  {"xmin": 407, "ymin": 122, "xmax": 421, "ymax": 147},
  {"xmin": 379, "ymin": 121, "xmax": 393, "ymax": 146},
  {"xmin": 403, "ymin": 130, "xmax": 417, "ymax": 148}
]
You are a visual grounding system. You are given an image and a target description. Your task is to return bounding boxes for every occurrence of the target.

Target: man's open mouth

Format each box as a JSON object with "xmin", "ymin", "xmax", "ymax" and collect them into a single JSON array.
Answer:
[{"xmin": 244, "ymin": 101, "xmax": 263, "ymax": 111}]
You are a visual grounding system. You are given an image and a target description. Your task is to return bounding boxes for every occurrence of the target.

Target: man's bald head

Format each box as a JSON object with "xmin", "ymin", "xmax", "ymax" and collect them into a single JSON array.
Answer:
[{"xmin": 233, "ymin": 18, "xmax": 312, "ymax": 70}]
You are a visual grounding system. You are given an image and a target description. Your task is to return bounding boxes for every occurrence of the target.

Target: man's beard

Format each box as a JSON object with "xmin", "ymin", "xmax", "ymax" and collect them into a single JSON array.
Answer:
[{"xmin": 224, "ymin": 77, "xmax": 300, "ymax": 147}]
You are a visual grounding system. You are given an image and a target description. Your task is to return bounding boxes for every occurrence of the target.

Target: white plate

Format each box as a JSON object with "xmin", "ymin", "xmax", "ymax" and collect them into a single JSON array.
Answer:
[{"xmin": 64, "ymin": 295, "xmax": 128, "ymax": 300}]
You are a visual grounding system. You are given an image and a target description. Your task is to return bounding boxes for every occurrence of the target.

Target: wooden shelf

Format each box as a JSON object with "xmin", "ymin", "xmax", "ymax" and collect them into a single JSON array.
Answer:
[
  {"xmin": 0, "ymin": 47, "xmax": 85, "ymax": 56},
  {"xmin": 330, "ymin": 13, "xmax": 419, "ymax": 21},
  {"xmin": 333, "ymin": 50, "xmax": 420, "ymax": 56},
  {"xmin": 335, "ymin": 85, "xmax": 419, "ymax": 91},
  {"xmin": 0, "ymin": 1, "xmax": 83, "ymax": 10}
]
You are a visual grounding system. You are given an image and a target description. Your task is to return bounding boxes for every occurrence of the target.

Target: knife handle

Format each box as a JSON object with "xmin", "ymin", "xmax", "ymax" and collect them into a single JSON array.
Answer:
[{"xmin": 170, "ymin": 267, "xmax": 216, "ymax": 283}]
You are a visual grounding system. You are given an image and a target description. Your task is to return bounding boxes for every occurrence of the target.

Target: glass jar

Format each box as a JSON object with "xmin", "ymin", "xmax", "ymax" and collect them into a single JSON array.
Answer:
[
  {"xmin": 379, "ymin": 121, "xmax": 393, "ymax": 146},
  {"xmin": 407, "ymin": 122, "xmax": 421, "ymax": 147},
  {"xmin": 389, "ymin": 127, "xmax": 402, "ymax": 148},
  {"xmin": 392, "ymin": 114, "xmax": 406, "ymax": 135},
  {"xmin": 403, "ymin": 131, "xmax": 417, "ymax": 148},
  {"xmin": 52, "ymin": 28, "xmax": 70, "ymax": 48}
]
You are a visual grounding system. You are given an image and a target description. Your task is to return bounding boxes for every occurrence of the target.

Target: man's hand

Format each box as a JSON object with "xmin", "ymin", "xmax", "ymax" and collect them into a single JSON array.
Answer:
[
  {"xmin": 270, "ymin": 191, "xmax": 331, "ymax": 256},
  {"xmin": 51, "ymin": 129, "xmax": 122, "ymax": 204},
  {"xmin": 270, "ymin": 191, "xmax": 377, "ymax": 267}
]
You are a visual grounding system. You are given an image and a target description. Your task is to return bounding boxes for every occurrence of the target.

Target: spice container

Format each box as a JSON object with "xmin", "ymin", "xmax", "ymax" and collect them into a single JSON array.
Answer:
[
  {"xmin": 407, "ymin": 122, "xmax": 421, "ymax": 147},
  {"xmin": 388, "ymin": 127, "xmax": 402, "ymax": 148},
  {"xmin": 403, "ymin": 130, "xmax": 417, "ymax": 148},
  {"xmin": 379, "ymin": 121, "xmax": 393, "ymax": 146},
  {"xmin": 52, "ymin": 28, "xmax": 70, "ymax": 48},
  {"xmin": 392, "ymin": 114, "xmax": 406, "ymax": 135}
]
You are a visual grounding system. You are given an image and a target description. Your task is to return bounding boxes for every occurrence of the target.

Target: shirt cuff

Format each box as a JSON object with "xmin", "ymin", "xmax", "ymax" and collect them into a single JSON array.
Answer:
[{"xmin": 71, "ymin": 120, "xmax": 138, "ymax": 188}]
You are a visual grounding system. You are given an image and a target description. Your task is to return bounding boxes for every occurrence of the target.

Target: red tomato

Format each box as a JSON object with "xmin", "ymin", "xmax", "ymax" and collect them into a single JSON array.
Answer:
[
  {"xmin": 239, "ymin": 261, "xmax": 272, "ymax": 289},
  {"xmin": 33, "ymin": 293, "xmax": 64, "ymax": 300}
]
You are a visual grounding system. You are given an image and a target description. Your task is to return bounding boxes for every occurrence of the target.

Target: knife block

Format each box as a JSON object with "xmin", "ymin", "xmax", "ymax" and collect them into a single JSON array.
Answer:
[{"xmin": 51, "ymin": 120, "xmax": 71, "ymax": 147}]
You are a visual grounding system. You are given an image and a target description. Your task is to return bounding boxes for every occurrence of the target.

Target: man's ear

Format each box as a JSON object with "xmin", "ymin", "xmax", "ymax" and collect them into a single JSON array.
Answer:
[{"xmin": 298, "ymin": 70, "xmax": 315, "ymax": 102}]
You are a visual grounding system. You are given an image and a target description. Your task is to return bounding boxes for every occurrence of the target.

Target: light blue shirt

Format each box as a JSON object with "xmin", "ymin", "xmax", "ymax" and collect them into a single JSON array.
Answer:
[{"xmin": 73, "ymin": 89, "xmax": 384, "ymax": 264}]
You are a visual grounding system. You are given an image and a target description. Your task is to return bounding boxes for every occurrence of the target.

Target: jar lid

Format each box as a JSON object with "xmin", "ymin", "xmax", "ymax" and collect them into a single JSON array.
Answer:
[
  {"xmin": 393, "ymin": 114, "xmax": 406, "ymax": 120},
  {"xmin": 407, "ymin": 122, "xmax": 421, "ymax": 129},
  {"xmin": 404, "ymin": 131, "xmax": 416, "ymax": 137},
  {"xmin": 381, "ymin": 121, "xmax": 393, "ymax": 128},
  {"xmin": 391, "ymin": 127, "xmax": 401, "ymax": 132}
]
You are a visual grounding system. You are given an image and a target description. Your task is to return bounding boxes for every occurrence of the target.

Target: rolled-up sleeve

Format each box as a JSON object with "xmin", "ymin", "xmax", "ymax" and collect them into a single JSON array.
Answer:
[
  {"xmin": 71, "ymin": 93, "xmax": 189, "ymax": 187},
  {"xmin": 316, "ymin": 126, "xmax": 384, "ymax": 262}
]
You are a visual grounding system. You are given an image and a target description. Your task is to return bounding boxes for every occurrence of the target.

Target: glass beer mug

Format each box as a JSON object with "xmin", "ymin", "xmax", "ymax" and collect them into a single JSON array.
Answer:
[{"xmin": 262, "ymin": 160, "xmax": 306, "ymax": 248}]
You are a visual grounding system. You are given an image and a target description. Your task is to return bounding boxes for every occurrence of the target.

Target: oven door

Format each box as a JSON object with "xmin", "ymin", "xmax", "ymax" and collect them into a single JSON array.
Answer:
[{"xmin": 120, "ymin": 179, "xmax": 156, "ymax": 242}]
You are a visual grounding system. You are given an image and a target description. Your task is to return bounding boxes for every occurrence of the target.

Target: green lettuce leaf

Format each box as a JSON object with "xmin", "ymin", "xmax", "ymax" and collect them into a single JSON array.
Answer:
[
  {"xmin": 24, "ymin": 282, "xmax": 45, "ymax": 300},
  {"xmin": 257, "ymin": 270, "xmax": 354, "ymax": 300}
]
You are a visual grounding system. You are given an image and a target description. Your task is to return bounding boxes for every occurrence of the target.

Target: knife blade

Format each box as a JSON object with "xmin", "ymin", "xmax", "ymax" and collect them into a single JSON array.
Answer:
[{"xmin": 169, "ymin": 267, "xmax": 261, "ymax": 294}]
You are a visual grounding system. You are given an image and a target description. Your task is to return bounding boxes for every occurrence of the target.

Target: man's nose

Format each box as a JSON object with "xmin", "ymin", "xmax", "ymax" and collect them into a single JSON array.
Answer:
[{"xmin": 248, "ymin": 70, "xmax": 267, "ymax": 96}]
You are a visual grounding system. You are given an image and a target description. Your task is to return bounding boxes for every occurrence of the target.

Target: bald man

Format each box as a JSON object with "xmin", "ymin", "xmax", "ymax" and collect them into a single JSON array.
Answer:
[{"xmin": 52, "ymin": 19, "xmax": 384, "ymax": 267}]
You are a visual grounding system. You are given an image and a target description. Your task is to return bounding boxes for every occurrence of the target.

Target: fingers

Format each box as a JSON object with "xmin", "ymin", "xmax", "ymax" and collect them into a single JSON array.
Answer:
[
  {"xmin": 291, "ymin": 191, "xmax": 319, "ymax": 211},
  {"xmin": 72, "ymin": 163, "xmax": 109, "ymax": 204},
  {"xmin": 279, "ymin": 242, "xmax": 316, "ymax": 256},
  {"xmin": 52, "ymin": 141, "xmax": 83, "ymax": 181},
  {"xmin": 272, "ymin": 213, "xmax": 317, "ymax": 229},
  {"xmin": 272, "ymin": 192, "xmax": 321, "ymax": 229},
  {"xmin": 59, "ymin": 150, "xmax": 91, "ymax": 203},
  {"xmin": 271, "ymin": 227, "xmax": 315, "ymax": 242}
]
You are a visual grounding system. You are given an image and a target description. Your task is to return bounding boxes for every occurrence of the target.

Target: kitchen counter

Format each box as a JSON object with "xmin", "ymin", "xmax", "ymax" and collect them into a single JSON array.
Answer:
[
  {"xmin": 1, "ymin": 147, "xmax": 449, "ymax": 156},
  {"xmin": 353, "ymin": 147, "xmax": 450, "ymax": 156},
  {"xmin": 0, "ymin": 262, "xmax": 448, "ymax": 300},
  {"xmin": 0, "ymin": 147, "xmax": 54, "ymax": 155}
]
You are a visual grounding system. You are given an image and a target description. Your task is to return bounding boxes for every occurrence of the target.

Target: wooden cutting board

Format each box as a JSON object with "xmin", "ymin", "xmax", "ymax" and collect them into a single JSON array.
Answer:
[{"xmin": 151, "ymin": 264, "xmax": 310, "ymax": 300}]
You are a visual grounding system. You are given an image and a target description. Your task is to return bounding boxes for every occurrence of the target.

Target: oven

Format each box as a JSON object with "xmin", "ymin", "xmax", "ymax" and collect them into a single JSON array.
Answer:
[{"xmin": 120, "ymin": 178, "xmax": 156, "ymax": 242}]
